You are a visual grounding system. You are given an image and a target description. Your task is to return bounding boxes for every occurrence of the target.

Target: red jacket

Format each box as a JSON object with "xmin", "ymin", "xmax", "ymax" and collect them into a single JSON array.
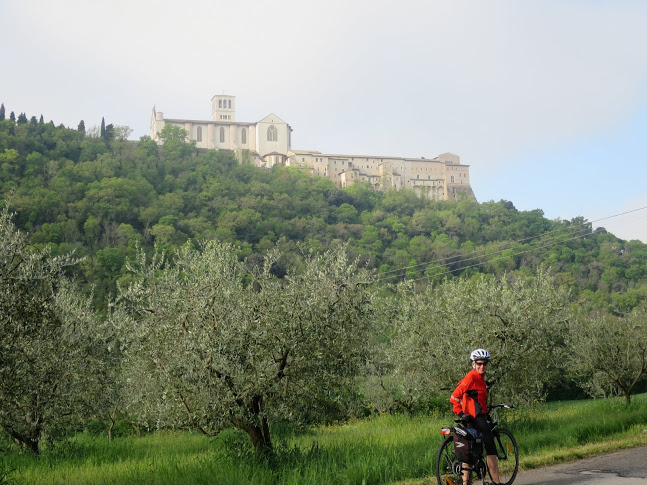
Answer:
[{"xmin": 450, "ymin": 369, "xmax": 488, "ymax": 417}]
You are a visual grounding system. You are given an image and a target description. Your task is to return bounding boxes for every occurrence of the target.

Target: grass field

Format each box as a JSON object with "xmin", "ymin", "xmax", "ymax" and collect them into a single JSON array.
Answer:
[{"xmin": 2, "ymin": 394, "xmax": 646, "ymax": 485}]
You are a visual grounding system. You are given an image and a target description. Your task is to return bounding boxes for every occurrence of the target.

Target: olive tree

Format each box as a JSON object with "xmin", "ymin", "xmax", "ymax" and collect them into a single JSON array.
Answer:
[
  {"xmin": 0, "ymin": 206, "xmax": 103, "ymax": 453},
  {"xmin": 567, "ymin": 303, "xmax": 647, "ymax": 404},
  {"xmin": 114, "ymin": 241, "xmax": 375, "ymax": 454},
  {"xmin": 384, "ymin": 269, "xmax": 572, "ymax": 408}
]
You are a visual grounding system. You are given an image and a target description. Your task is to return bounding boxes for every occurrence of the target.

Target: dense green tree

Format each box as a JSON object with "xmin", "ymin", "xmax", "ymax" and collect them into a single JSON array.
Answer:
[
  {"xmin": 0, "ymin": 103, "xmax": 5, "ymax": 121},
  {"xmin": 115, "ymin": 242, "xmax": 375, "ymax": 455},
  {"xmin": 104, "ymin": 123, "xmax": 115, "ymax": 145},
  {"xmin": 157, "ymin": 124, "xmax": 196, "ymax": 163},
  {"xmin": 383, "ymin": 269, "xmax": 572, "ymax": 410},
  {"xmin": 0, "ymin": 207, "xmax": 102, "ymax": 453},
  {"xmin": 567, "ymin": 303, "xmax": 647, "ymax": 403}
]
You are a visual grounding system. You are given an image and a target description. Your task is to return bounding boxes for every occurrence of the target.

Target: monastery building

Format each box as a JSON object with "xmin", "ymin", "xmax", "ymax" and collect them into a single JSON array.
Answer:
[{"xmin": 150, "ymin": 95, "xmax": 476, "ymax": 202}]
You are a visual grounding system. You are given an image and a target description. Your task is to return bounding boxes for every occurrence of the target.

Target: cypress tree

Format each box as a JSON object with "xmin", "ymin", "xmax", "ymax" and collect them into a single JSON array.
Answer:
[
  {"xmin": 100, "ymin": 117, "xmax": 106, "ymax": 138},
  {"xmin": 104, "ymin": 123, "xmax": 115, "ymax": 145},
  {"xmin": 17, "ymin": 113, "xmax": 28, "ymax": 124},
  {"xmin": 9, "ymin": 112, "xmax": 15, "ymax": 122},
  {"xmin": 39, "ymin": 114, "xmax": 44, "ymax": 124},
  {"xmin": 0, "ymin": 103, "xmax": 5, "ymax": 121},
  {"xmin": 78, "ymin": 120, "xmax": 86, "ymax": 134}
]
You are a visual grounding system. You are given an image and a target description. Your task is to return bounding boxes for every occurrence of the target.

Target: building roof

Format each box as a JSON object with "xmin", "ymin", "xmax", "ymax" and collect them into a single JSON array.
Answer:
[
  {"xmin": 163, "ymin": 118, "xmax": 255, "ymax": 127},
  {"xmin": 292, "ymin": 151, "xmax": 466, "ymax": 164}
]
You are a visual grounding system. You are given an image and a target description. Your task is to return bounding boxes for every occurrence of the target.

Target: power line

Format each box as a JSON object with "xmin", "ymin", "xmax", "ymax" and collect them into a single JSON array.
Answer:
[
  {"xmin": 400, "ymin": 228, "xmax": 596, "ymax": 285},
  {"xmin": 373, "ymin": 205, "xmax": 647, "ymax": 284},
  {"xmin": 589, "ymin": 205, "xmax": 647, "ymax": 224},
  {"xmin": 376, "ymin": 224, "xmax": 589, "ymax": 280}
]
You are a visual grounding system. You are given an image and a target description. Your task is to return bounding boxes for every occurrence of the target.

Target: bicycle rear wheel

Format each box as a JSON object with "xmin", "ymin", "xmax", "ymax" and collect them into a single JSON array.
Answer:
[
  {"xmin": 489, "ymin": 427, "xmax": 519, "ymax": 485},
  {"xmin": 436, "ymin": 436, "xmax": 467, "ymax": 485}
]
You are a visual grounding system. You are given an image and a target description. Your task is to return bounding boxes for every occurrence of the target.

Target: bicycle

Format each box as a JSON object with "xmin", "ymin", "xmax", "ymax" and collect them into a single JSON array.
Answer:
[{"xmin": 435, "ymin": 404, "xmax": 519, "ymax": 485}]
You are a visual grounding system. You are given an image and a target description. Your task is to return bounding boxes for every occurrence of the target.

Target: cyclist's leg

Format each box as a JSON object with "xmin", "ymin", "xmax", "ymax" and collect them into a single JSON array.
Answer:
[
  {"xmin": 473, "ymin": 415, "xmax": 500, "ymax": 484},
  {"xmin": 486, "ymin": 454, "xmax": 501, "ymax": 483},
  {"xmin": 462, "ymin": 462, "xmax": 469, "ymax": 485}
]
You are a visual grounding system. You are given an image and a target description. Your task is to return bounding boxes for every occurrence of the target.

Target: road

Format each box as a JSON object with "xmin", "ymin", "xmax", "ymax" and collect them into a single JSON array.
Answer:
[{"xmin": 513, "ymin": 445, "xmax": 647, "ymax": 484}]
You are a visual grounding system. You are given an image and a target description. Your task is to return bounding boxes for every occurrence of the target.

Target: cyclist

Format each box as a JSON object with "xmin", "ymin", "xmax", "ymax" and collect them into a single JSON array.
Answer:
[{"xmin": 450, "ymin": 348, "xmax": 501, "ymax": 485}]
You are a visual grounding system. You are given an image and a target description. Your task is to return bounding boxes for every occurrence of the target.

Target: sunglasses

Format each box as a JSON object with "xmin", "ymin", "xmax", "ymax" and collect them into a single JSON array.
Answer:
[{"xmin": 474, "ymin": 361, "xmax": 489, "ymax": 366}]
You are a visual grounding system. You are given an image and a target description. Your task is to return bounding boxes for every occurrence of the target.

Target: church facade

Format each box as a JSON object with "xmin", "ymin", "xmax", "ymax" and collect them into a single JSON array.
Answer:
[{"xmin": 150, "ymin": 95, "xmax": 476, "ymax": 202}]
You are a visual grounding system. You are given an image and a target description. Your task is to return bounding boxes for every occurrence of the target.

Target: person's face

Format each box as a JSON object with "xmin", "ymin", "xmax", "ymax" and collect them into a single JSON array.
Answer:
[{"xmin": 474, "ymin": 360, "xmax": 488, "ymax": 375}]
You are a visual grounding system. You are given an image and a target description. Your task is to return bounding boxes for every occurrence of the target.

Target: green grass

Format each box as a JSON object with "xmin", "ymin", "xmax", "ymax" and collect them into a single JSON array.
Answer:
[{"xmin": 2, "ymin": 394, "xmax": 646, "ymax": 485}]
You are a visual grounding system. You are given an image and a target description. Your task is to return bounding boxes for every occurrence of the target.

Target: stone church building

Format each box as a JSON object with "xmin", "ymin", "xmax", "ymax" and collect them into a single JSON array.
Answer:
[{"xmin": 150, "ymin": 95, "xmax": 476, "ymax": 202}]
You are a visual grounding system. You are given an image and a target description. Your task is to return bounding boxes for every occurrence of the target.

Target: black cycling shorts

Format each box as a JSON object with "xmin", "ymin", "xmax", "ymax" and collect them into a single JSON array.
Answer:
[{"xmin": 472, "ymin": 414, "xmax": 497, "ymax": 456}]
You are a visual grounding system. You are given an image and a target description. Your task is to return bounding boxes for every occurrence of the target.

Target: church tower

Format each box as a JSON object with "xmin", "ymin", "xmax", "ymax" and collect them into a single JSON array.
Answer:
[{"xmin": 211, "ymin": 95, "xmax": 236, "ymax": 122}]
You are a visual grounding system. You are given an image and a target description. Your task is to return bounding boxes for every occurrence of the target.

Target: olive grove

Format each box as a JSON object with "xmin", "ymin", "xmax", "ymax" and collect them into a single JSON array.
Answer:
[
  {"xmin": 0, "ymin": 207, "xmax": 104, "ymax": 453},
  {"xmin": 113, "ymin": 241, "xmax": 376, "ymax": 454},
  {"xmin": 567, "ymin": 303, "xmax": 647, "ymax": 404},
  {"xmin": 380, "ymin": 269, "xmax": 573, "ymax": 410}
]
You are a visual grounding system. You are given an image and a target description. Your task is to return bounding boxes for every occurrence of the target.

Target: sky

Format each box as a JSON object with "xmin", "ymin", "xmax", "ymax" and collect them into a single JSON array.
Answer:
[{"xmin": 2, "ymin": 0, "xmax": 646, "ymax": 242}]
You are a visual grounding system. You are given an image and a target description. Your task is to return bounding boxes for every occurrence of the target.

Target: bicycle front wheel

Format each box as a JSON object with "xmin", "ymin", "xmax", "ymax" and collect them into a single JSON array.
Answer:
[
  {"xmin": 489, "ymin": 427, "xmax": 519, "ymax": 485},
  {"xmin": 435, "ymin": 436, "xmax": 466, "ymax": 485}
]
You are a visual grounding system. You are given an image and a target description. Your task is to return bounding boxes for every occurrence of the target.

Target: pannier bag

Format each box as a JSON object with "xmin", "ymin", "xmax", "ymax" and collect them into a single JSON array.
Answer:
[{"xmin": 453, "ymin": 426, "xmax": 483, "ymax": 464}]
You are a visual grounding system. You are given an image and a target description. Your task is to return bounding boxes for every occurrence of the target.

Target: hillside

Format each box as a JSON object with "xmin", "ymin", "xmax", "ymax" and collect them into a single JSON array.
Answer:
[{"xmin": 0, "ymin": 109, "xmax": 646, "ymax": 313}]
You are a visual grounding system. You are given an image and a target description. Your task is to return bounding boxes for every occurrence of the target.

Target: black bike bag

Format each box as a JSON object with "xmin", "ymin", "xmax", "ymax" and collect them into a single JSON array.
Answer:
[{"xmin": 453, "ymin": 426, "xmax": 483, "ymax": 464}]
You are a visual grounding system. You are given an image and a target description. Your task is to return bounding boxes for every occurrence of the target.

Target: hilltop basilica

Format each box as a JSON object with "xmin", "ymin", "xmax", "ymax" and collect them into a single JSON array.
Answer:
[{"xmin": 150, "ymin": 95, "xmax": 476, "ymax": 202}]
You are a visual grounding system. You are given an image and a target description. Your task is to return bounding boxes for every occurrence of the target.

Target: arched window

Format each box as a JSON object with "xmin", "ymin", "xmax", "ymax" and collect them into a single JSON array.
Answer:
[
  {"xmin": 220, "ymin": 127, "xmax": 225, "ymax": 143},
  {"xmin": 267, "ymin": 125, "xmax": 278, "ymax": 142},
  {"xmin": 197, "ymin": 126, "xmax": 202, "ymax": 142},
  {"xmin": 218, "ymin": 99, "xmax": 222, "ymax": 108},
  {"xmin": 241, "ymin": 128, "xmax": 247, "ymax": 144},
  {"xmin": 228, "ymin": 100, "xmax": 232, "ymax": 109}
]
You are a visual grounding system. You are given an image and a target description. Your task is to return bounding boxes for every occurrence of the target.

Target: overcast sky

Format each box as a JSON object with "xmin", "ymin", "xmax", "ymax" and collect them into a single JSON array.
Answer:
[{"xmin": 2, "ymin": 0, "xmax": 646, "ymax": 242}]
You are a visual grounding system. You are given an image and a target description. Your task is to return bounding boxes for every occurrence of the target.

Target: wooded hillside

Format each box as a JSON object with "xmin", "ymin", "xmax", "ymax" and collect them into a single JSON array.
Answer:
[{"xmin": 1, "ymin": 108, "xmax": 645, "ymax": 314}]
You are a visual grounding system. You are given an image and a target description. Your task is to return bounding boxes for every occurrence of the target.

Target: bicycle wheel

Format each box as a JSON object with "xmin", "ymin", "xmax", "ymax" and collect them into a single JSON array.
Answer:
[
  {"xmin": 488, "ymin": 428, "xmax": 519, "ymax": 485},
  {"xmin": 436, "ymin": 436, "xmax": 468, "ymax": 485}
]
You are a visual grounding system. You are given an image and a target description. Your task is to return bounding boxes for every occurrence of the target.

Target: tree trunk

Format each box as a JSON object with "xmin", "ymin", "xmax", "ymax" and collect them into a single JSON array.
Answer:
[
  {"xmin": 247, "ymin": 420, "xmax": 273, "ymax": 456},
  {"xmin": 6, "ymin": 427, "xmax": 40, "ymax": 455},
  {"xmin": 26, "ymin": 436, "xmax": 39, "ymax": 455},
  {"xmin": 233, "ymin": 395, "xmax": 273, "ymax": 456}
]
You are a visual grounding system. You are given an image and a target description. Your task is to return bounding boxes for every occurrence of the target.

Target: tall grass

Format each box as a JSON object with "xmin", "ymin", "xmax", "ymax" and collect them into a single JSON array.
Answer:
[{"xmin": 2, "ymin": 394, "xmax": 646, "ymax": 485}]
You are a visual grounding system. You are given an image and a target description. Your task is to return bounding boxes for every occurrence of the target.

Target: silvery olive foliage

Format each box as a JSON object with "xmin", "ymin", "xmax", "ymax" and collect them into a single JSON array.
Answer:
[
  {"xmin": 0, "ymin": 207, "xmax": 103, "ymax": 453},
  {"xmin": 567, "ymin": 303, "xmax": 647, "ymax": 404},
  {"xmin": 384, "ymin": 269, "xmax": 572, "ymax": 408},
  {"xmin": 114, "ymin": 241, "xmax": 375, "ymax": 454}
]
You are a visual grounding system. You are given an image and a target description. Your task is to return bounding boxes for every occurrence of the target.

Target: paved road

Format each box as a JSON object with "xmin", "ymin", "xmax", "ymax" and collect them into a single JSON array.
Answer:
[{"xmin": 513, "ymin": 445, "xmax": 647, "ymax": 484}]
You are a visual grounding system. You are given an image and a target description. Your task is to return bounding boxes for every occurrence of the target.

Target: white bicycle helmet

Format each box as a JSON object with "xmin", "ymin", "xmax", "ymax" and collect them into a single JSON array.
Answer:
[{"xmin": 470, "ymin": 348, "xmax": 491, "ymax": 361}]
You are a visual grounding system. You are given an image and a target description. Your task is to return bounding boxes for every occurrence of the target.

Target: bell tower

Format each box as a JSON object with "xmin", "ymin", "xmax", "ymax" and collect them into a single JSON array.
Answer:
[{"xmin": 211, "ymin": 95, "xmax": 236, "ymax": 122}]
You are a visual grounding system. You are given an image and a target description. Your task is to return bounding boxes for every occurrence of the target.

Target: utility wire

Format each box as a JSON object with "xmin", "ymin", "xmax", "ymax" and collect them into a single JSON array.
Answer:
[
  {"xmin": 376, "ymin": 224, "xmax": 590, "ymax": 280},
  {"xmin": 400, "ymin": 228, "xmax": 598, "ymax": 285},
  {"xmin": 373, "ymin": 205, "xmax": 647, "ymax": 283}
]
